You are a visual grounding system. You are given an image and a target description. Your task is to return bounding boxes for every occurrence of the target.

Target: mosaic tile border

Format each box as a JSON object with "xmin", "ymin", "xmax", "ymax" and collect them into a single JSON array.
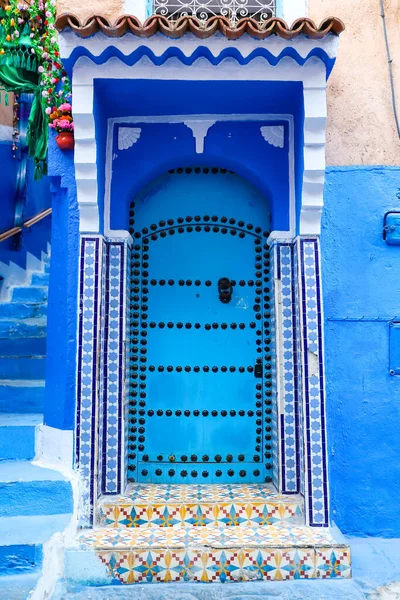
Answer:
[
  {"xmin": 97, "ymin": 239, "xmax": 107, "ymax": 505},
  {"xmin": 77, "ymin": 523, "xmax": 345, "ymax": 549},
  {"xmin": 96, "ymin": 547, "xmax": 350, "ymax": 583},
  {"xmin": 298, "ymin": 237, "xmax": 329, "ymax": 527},
  {"xmin": 274, "ymin": 243, "xmax": 301, "ymax": 494},
  {"xmin": 99, "ymin": 500, "xmax": 304, "ymax": 528},
  {"xmin": 72, "ymin": 523, "xmax": 350, "ymax": 583},
  {"xmin": 293, "ymin": 241, "xmax": 306, "ymax": 497},
  {"xmin": 76, "ymin": 236, "xmax": 103, "ymax": 527},
  {"xmin": 269, "ymin": 244, "xmax": 279, "ymax": 490},
  {"xmin": 122, "ymin": 482, "xmax": 296, "ymax": 502},
  {"xmin": 99, "ymin": 240, "xmax": 127, "ymax": 495}
]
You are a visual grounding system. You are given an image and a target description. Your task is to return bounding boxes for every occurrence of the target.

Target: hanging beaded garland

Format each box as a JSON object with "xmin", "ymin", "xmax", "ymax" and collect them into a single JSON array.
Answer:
[{"xmin": 0, "ymin": 0, "xmax": 72, "ymax": 124}]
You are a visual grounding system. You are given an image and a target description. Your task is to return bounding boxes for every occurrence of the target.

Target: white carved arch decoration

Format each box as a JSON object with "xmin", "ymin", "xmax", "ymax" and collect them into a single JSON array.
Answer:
[
  {"xmin": 118, "ymin": 127, "xmax": 141, "ymax": 150},
  {"xmin": 68, "ymin": 35, "xmax": 334, "ymax": 235},
  {"xmin": 260, "ymin": 125, "xmax": 285, "ymax": 148}
]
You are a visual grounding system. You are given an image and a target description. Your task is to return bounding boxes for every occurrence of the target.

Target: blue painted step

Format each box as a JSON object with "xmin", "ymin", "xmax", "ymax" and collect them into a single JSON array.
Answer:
[
  {"xmin": 0, "ymin": 318, "xmax": 46, "ymax": 339},
  {"xmin": 0, "ymin": 381, "xmax": 44, "ymax": 414},
  {"xmin": 0, "ymin": 337, "xmax": 46, "ymax": 356},
  {"xmin": 0, "ymin": 302, "xmax": 47, "ymax": 320},
  {"xmin": 30, "ymin": 273, "xmax": 50, "ymax": 286},
  {"xmin": 0, "ymin": 514, "xmax": 71, "ymax": 575},
  {"xmin": 0, "ymin": 461, "xmax": 73, "ymax": 517},
  {"xmin": 0, "ymin": 414, "xmax": 42, "ymax": 461},
  {"xmin": 11, "ymin": 287, "xmax": 48, "ymax": 304},
  {"xmin": 0, "ymin": 356, "xmax": 46, "ymax": 380},
  {"xmin": 0, "ymin": 572, "xmax": 41, "ymax": 599}
]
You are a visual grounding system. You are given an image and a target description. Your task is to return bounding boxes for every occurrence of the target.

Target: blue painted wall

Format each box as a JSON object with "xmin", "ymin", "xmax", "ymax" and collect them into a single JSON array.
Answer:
[
  {"xmin": 44, "ymin": 135, "xmax": 79, "ymax": 432},
  {"xmin": 0, "ymin": 141, "xmax": 52, "ymax": 278},
  {"xmin": 94, "ymin": 79, "xmax": 304, "ymax": 235},
  {"xmin": 321, "ymin": 166, "xmax": 400, "ymax": 537}
]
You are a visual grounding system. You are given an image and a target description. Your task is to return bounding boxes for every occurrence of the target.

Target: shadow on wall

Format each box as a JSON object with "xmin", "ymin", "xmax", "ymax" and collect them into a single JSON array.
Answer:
[{"xmin": 0, "ymin": 141, "xmax": 52, "ymax": 297}]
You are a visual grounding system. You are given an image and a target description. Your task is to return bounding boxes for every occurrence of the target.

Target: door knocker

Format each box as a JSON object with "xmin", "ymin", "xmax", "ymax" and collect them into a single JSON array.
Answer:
[{"xmin": 218, "ymin": 277, "xmax": 233, "ymax": 304}]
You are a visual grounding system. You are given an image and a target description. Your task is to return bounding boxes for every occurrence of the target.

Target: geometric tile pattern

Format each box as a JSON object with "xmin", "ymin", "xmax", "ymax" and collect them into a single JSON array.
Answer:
[
  {"xmin": 97, "ymin": 239, "xmax": 107, "ymax": 504},
  {"xmin": 115, "ymin": 482, "xmax": 297, "ymax": 503},
  {"xmin": 76, "ymin": 236, "xmax": 103, "ymax": 527},
  {"xmin": 72, "ymin": 524, "xmax": 351, "ymax": 583},
  {"xmin": 315, "ymin": 548, "xmax": 352, "ymax": 579},
  {"xmin": 268, "ymin": 243, "xmax": 279, "ymax": 490},
  {"xmin": 293, "ymin": 240, "xmax": 306, "ymax": 497},
  {"xmin": 99, "ymin": 502, "xmax": 303, "ymax": 529},
  {"xmin": 99, "ymin": 240, "xmax": 127, "ymax": 495},
  {"xmin": 77, "ymin": 523, "xmax": 342, "ymax": 548},
  {"xmin": 97, "ymin": 548, "xmax": 325, "ymax": 583},
  {"xmin": 275, "ymin": 242, "xmax": 300, "ymax": 494},
  {"xmin": 98, "ymin": 482, "xmax": 304, "ymax": 528},
  {"xmin": 297, "ymin": 238, "xmax": 329, "ymax": 527}
]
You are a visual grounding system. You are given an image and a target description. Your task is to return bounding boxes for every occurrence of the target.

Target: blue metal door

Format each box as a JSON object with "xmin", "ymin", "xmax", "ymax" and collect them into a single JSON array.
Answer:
[{"xmin": 128, "ymin": 168, "xmax": 272, "ymax": 484}]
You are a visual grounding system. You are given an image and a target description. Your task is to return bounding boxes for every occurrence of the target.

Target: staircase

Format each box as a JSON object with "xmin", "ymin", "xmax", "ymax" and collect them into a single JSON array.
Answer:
[
  {"xmin": 0, "ymin": 256, "xmax": 73, "ymax": 592},
  {"xmin": 65, "ymin": 483, "xmax": 351, "ymax": 585}
]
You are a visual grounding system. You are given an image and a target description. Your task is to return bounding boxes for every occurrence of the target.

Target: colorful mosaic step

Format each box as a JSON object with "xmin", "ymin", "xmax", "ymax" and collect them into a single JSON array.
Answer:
[
  {"xmin": 66, "ymin": 524, "xmax": 351, "ymax": 584},
  {"xmin": 98, "ymin": 483, "xmax": 304, "ymax": 528}
]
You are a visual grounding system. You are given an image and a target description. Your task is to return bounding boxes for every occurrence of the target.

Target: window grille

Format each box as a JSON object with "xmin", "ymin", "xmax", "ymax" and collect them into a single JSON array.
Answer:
[{"xmin": 153, "ymin": 0, "xmax": 276, "ymax": 26}]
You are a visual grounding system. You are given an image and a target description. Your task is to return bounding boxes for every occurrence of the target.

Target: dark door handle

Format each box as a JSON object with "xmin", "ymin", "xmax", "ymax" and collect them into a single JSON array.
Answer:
[{"xmin": 218, "ymin": 277, "xmax": 233, "ymax": 304}]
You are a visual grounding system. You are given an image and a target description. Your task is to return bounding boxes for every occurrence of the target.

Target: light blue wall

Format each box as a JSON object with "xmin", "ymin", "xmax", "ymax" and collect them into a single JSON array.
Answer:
[{"xmin": 321, "ymin": 166, "xmax": 400, "ymax": 537}]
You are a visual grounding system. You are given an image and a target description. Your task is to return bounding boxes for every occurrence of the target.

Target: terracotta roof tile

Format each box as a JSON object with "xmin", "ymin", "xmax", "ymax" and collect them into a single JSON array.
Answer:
[{"xmin": 55, "ymin": 14, "xmax": 344, "ymax": 40}]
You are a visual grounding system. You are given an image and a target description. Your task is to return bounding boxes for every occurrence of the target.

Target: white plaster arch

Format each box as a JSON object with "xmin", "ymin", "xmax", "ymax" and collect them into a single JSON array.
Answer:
[{"xmin": 69, "ymin": 44, "xmax": 330, "ymax": 236}]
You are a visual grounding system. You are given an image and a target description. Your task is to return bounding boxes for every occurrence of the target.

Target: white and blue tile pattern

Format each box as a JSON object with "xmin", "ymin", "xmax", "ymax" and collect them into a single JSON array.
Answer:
[
  {"xmin": 298, "ymin": 238, "xmax": 329, "ymax": 527},
  {"xmin": 100, "ymin": 240, "xmax": 127, "ymax": 495},
  {"xmin": 76, "ymin": 236, "xmax": 103, "ymax": 527},
  {"xmin": 97, "ymin": 239, "xmax": 107, "ymax": 502},
  {"xmin": 275, "ymin": 243, "xmax": 300, "ymax": 495},
  {"xmin": 268, "ymin": 244, "xmax": 279, "ymax": 489},
  {"xmin": 293, "ymin": 242, "xmax": 305, "ymax": 497}
]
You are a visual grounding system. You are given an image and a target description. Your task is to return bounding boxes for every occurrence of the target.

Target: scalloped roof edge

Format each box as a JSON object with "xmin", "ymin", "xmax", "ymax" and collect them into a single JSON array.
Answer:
[{"xmin": 55, "ymin": 14, "xmax": 345, "ymax": 41}]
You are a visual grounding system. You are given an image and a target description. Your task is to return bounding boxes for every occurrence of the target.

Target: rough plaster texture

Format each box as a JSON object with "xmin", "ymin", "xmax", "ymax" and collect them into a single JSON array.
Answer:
[
  {"xmin": 56, "ymin": 0, "xmax": 124, "ymax": 22},
  {"xmin": 322, "ymin": 166, "xmax": 400, "ymax": 537},
  {"xmin": 308, "ymin": 0, "xmax": 400, "ymax": 166},
  {"xmin": 0, "ymin": 101, "xmax": 12, "ymax": 128}
]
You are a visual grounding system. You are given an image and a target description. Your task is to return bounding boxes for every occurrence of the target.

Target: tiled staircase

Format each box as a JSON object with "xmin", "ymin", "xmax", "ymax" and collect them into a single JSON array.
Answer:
[
  {"xmin": 0, "ymin": 256, "xmax": 73, "ymax": 592},
  {"xmin": 65, "ymin": 483, "xmax": 351, "ymax": 585}
]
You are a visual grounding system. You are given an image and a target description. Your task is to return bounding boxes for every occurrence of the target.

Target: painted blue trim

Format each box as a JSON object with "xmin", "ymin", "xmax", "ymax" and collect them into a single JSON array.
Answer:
[
  {"xmin": 62, "ymin": 46, "xmax": 336, "ymax": 77},
  {"xmin": 326, "ymin": 165, "xmax": 400, "ymax": 173}
]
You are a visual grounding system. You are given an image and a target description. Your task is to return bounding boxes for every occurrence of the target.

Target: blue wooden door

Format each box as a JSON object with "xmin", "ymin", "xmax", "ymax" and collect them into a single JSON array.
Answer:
[{"xmin": 128, "ymin": 168, "xmax": 272, "ymax": 484}]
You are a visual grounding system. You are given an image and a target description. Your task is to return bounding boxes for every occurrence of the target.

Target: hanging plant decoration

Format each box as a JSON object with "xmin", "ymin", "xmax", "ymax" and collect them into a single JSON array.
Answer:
[
  {"xmin": 0, "ymin": 0, "xmax": 72, "ymax": 177},
  {"xmin": 49, "ymin": 102, "xmax": 74, "ymax": 149}
]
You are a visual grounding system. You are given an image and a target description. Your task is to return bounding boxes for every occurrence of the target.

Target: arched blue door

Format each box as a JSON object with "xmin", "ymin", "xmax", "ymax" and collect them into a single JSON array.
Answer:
[{"xmin": 128, "ymin": 167, "xmax": 272, "ymax": 484}]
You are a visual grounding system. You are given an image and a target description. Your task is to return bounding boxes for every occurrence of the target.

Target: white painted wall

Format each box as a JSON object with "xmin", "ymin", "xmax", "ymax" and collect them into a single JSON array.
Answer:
[
  {"xmin": 282, "ymin": 0, "xmax": 308, "ymax": 24},
  {"xmin": 124, "ymin": 0, "xmax": 147, "ymax": 21}
]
